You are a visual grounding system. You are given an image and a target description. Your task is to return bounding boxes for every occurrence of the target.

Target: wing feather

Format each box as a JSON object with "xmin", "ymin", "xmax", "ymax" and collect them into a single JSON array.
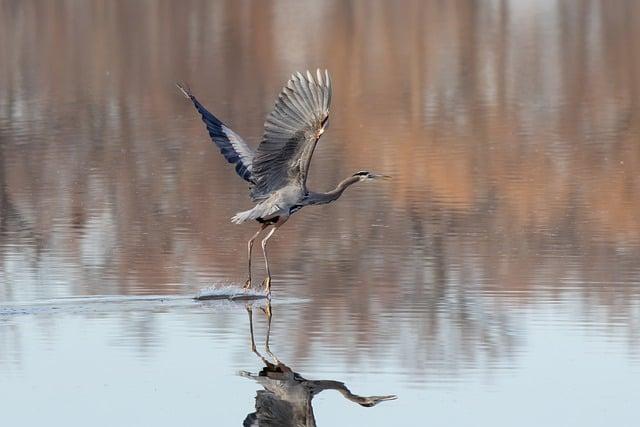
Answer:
[
  {"xmin": 250, "ymin": 69, "xmax": 332, "ymax": 200},
  {"xmin": 177, "ymin": 83, "xmax": 255, "ymax": 183},
  {"xmin": 282, "ymin": 87, "xmax": 307, "ymax": 119}
]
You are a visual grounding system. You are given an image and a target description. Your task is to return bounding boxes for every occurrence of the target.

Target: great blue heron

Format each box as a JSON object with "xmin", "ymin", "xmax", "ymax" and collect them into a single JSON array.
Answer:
[
  {"xmin": 241, "ymin": 302, "xmax": 397, "ymax": 426},
  {"xmin": 177, "ymin": 70, "xmax": 389, "ymax": 294}
]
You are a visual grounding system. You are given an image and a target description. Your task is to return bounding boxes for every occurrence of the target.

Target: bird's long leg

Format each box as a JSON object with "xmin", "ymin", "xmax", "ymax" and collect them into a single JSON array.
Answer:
[
  {"xmin": 261, "ymin": 302, "xmax": 280, "ymax": 364},
  {"xmin": 260, "ymin": 220, "xmax": 285, "ymax": 294},
  {"xmin": 244, "ymin": 223, "xmax": 268, "ymax": 289},
  {"xmin": 246, "ymin": 304, "xmax": 269, "ymax": 365}
]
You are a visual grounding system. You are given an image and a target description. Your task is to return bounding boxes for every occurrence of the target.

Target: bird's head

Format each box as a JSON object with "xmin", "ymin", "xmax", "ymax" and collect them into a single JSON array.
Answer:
[
  {"xmin": 352, "ymin": 170, "xmax": 392, "ymax": 182},
  {"xmin": 356, "ymin": 394, "xmax": 398, "ymax": 407}
]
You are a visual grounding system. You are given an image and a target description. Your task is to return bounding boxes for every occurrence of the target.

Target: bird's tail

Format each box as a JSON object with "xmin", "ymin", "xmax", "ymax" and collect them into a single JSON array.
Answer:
[
  {"xmin": 231, "ymin": 208, "xmax": 258, "ymax": 224},
  {"xmin": 232, "ymin": 203, "xmax": 277, "ymax": 224}
]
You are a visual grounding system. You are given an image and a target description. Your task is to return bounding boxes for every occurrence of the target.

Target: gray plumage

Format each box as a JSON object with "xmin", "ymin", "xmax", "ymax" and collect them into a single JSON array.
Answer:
[
  {"xmin": 176, "ymin": 82, "xmax": 254, "ymax": 182},
  {"xmin": 242, "ymin": 304, "xmax": 397, "ymax": 426},
  {"xmin": 178, "ymin": 70, "xmax": 389, "ymax": 293},
  {"xmin": 178, "ymin": 70, "xmax": 330, "ymax": 205},
  {"xmin": 251, "ymin": 69, "xmax": 331, "ymax": 201}
]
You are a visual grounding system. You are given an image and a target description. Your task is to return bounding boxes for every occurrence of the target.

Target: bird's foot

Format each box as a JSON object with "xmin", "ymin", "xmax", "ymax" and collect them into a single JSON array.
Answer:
[
  {"xmin": 243, "ymin": 278, "xmax": 252, "ymax": 290},
  {"xmin": 260, "ymin": 303, "xmax": 272, "ymax": 318},
  {"xmin": 261, "ymin": 277, "xmax": 272, "ymax": 295}
]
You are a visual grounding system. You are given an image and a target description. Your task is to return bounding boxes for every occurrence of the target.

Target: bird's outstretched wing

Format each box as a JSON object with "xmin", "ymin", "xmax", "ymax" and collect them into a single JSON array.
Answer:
[
  {"xmin": 250, "ymin": 69, "xmax": 332, "ymax": 201},
  {"xmin": 177, "ymin": 83, "xmax": 255, "ymax": 183}
]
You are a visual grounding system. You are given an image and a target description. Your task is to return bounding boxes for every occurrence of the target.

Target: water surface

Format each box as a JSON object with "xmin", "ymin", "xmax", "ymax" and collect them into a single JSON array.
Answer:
[{"xmin": 1, "ymin": 1, "xmax": 640, "ymax": 426}]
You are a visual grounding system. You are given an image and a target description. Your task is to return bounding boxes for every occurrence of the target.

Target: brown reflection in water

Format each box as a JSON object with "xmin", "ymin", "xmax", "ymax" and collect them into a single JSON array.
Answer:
[
  {"xmin": 0, "ymin": 1, "xmax": 639, "ymax": 362},
  {"xmin": 242, "ymin": 302, "xmax": 396, "ymax": 426}
]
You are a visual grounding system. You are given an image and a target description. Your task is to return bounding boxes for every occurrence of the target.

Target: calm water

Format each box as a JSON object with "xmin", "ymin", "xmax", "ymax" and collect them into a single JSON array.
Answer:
[{"xmin": 1, "ymin": 1, "xmax": 640, "ymax": 426}]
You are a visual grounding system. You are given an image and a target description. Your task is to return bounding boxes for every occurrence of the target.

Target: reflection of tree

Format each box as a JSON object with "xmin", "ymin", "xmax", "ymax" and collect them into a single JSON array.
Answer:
[
  {"xmin": 0, "ymin": 1, "xmax": 639, "ymax": 370},
  {"xmin": 241, "ymin": 303, "xmax": 396, "ymax": 426}
]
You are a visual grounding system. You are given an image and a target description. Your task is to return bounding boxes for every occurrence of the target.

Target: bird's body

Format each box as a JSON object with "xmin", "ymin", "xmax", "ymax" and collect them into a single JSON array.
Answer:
[
  {"xmin": 232, "ymin": 183, "xmax": 305, "ymax": 225},
  {"xmin": 178, "ymin": 70, "xmax": 388, "ymax": 294},
  {"xmin": 242, "ymin": 303, "xmax": 397, "ymax": 426}
]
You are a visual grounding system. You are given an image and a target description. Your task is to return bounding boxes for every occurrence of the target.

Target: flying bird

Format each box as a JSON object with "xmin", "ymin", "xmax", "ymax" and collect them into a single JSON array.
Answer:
[
  {"xmin": 177, "ymin": 70, "xmax": 389, "ymax": 294},
  {"xmin": 241, "ymin": 302, "xmax": 397, "ymax": 426}
]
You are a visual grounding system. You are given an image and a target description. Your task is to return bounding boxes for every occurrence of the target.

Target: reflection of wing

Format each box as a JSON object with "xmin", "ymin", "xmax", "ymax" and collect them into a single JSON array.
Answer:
[
  {"xmin": 243, "ymin": 390, "xmax": 307, "ymax": 427},
  {"xmin": 241, "ymin": 303, "xmax": 396, "ymax": 426},
  {"xmin": 250, "ymin": 70, "xmax": 332, "ymax": 201},
  {"xmin": 177, "ymin": 84, "xmax": 254, "ymax": 183}
]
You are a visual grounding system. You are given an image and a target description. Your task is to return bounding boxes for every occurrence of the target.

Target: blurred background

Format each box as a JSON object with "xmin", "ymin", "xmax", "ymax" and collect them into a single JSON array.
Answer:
[{"xmin": 1, "ymin": 1, "xmax": 639, "ymax": 426}]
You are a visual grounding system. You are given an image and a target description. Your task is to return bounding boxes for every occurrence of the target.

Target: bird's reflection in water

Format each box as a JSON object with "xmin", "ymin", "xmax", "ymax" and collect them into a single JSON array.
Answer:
[{"xmin": 240, "ymin": 303, "xmax": 396, "ymax": 426}]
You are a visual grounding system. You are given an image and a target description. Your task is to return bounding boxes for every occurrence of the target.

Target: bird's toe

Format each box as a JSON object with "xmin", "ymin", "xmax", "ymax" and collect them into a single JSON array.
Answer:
[{"xmin": 261, "ymin": 277, "xmax": 272, "ymax": 294}]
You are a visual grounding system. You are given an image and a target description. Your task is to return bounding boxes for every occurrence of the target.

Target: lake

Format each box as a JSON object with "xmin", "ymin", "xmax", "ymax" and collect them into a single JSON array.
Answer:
[{"xmin": 1, "ymin": 1, "xmax": 639, "ymax": 426}]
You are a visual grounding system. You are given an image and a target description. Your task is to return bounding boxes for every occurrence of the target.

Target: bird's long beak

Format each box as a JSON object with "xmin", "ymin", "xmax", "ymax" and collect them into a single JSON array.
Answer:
[
  {"xmin": 373, "ymin": 174, "xmax": 392, "ymax": 180},
  {"xmin": 373, "ymin": 394, "xmax": 398, "ymax": 402},
  {"xmin": 358, "ymin": 394, "xmax": 398, "ymax": 407}
]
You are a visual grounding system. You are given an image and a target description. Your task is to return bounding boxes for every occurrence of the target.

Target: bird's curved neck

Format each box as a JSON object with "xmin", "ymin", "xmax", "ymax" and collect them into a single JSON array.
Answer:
[
  {"xmin": 307, "ymin": 175, "xmax": 360, "ymax": 205},
  {"xmin": 310, "ymin": 380, "xmax": 371, "ymax": 405},
  {"xmin": 312, "ymin": 380, "xmax": 355, "ymax": 397}
]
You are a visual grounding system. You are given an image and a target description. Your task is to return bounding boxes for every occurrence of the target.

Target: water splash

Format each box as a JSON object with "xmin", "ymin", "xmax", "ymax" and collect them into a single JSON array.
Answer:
[{"xmin": 195, "ymin": 284, "xmax": 269, "ymax": 301}]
